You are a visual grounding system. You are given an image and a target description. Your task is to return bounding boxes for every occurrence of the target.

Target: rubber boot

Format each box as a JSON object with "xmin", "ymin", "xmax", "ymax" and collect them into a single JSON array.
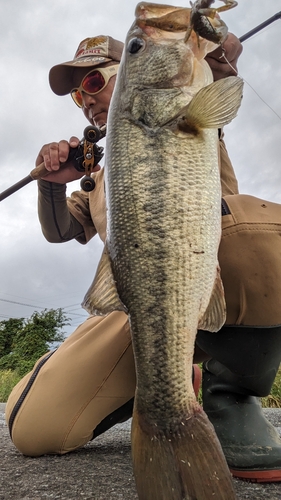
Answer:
[
  {"xmin": 92, "ymin": 365, "xmax": 201, "ymax": 439},
  {"xmin": 196, "ymin": 326, "xmax": 281, "ymax": 482}
]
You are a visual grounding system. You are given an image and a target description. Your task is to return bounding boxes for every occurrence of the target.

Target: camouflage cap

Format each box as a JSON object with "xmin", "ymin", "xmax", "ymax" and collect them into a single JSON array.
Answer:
[{"xmin": 49, "ymin": 35, "xmax": 124, "ymax": 95}]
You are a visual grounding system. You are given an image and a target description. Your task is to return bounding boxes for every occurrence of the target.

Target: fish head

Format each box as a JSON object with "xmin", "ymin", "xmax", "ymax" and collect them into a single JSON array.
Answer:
[
  {"xmin": 116, "ymin": 3, "xmax": 219, "ymax": 106},
  {"xmin": 107, "ymin": 2, "xmax": 226, "ymax": 130}
]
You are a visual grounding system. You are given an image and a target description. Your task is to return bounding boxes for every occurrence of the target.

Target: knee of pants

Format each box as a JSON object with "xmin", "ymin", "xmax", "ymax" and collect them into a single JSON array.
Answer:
[{"xmin": 6, "ymin": 312, "xmax": 136, "ymax": 456}]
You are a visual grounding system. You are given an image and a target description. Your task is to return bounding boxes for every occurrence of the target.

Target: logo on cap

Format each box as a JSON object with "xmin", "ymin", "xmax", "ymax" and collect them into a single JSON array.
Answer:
[{"xmin": 75, "ymin": 36, "xmax": 109, "ymax": 60}]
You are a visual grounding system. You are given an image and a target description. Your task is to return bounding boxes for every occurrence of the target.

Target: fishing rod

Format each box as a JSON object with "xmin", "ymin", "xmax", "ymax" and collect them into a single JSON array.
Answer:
[
  {"xmin": 1, "ymin": 12, "xmax": 280, "ymax": 203},
  {"xmin": 239, "ymin": 11, "xmax": 281, "ymax": 42},
  {"xmin": 0, "ymin": 125, "xmax": 106, "ymax": 202}
]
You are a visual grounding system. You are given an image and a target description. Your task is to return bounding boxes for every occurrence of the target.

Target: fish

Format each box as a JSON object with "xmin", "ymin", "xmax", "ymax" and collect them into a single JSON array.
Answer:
[{"xmin": 83, "ymin": 2, "xmax": 243, "ymax": 499}]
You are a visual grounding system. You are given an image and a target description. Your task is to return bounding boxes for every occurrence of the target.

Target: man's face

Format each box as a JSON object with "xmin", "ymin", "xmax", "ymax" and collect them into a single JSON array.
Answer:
[{"xmin": 71, "ymin": 65, "xmax": 117, "ymax": 128}]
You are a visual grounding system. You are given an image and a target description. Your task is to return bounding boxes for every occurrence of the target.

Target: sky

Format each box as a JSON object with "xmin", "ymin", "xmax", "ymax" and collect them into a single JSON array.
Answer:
[{"xmin": 0, "ymin": 0, "xmax": 280, "ymax": 338}]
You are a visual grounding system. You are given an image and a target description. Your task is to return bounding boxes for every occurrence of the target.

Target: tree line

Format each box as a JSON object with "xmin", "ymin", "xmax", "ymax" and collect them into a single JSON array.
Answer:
[{"xmin": 0, "ymin": 309, "xmax": 68, "ymax": 376}]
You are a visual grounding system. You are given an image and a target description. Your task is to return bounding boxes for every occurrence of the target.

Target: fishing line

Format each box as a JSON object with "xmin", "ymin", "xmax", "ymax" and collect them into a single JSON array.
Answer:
[
  {"xmin": 220, "ymin": 50, "xmax": 281, "ymax": 121},
  {"xmin": 239, "ymin": 79, "xmax": 281, "ymax": 121}
]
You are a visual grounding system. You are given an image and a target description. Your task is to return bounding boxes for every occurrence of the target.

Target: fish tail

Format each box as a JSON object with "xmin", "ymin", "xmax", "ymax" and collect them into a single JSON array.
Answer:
[{"xmin": 131, "ymin": 405, "xmax": 236, "ymax": 500}]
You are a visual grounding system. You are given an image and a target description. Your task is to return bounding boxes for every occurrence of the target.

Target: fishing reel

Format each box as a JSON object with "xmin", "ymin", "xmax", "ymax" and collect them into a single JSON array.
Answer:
[
  {"xmin": 72, "ymin": 125, "xmax": 106, "ymax": 192},
  {"xmin": 0, "ymin": 124, "xmax": 106, "ymax": 202}
]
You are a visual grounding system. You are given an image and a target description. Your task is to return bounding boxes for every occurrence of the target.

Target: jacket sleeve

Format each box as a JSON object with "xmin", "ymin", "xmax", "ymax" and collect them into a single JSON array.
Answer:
[
  {"xmin": 219, "ymin": 133, "xmax": 239, "ymax": 197},
  {"xmin": 37, "ymin": 179, "xmax": 97, "ymax": 244}
]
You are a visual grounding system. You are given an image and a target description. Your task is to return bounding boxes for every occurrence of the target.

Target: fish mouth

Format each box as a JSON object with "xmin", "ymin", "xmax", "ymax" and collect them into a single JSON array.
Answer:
[
  {"xmin": 136, "ymin": 12, "xmax": 190, "ymax": 35},
  {"xmin": 133, "ymin": 2, "xmax": 219, "ymax": 58},
  {"xmin": 135, "ymin": 3, "xmax": 191, "ymax": 36}
]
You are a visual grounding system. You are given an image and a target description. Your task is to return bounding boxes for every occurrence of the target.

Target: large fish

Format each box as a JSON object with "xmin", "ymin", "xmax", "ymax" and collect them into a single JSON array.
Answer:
[{"xmin": 83, "ymin": 2, "xmax": 243, "ymax": 498}]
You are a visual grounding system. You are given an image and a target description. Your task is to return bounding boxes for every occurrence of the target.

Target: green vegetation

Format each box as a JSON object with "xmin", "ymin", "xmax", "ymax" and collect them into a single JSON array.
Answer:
[
  {"xmin": 0, "ymin": 309, "xmax": 69, "ymax": 402},
  {"xmin": 0, "ymin": 311, "xmax": 281, "ymax": 406},
  {"xmin": 0, "ymin": 370, "xmax": 21, "ymax": 402},
  {"xmin": 262, "ymin": 368, "xmax": 281, "ymax": 408}
]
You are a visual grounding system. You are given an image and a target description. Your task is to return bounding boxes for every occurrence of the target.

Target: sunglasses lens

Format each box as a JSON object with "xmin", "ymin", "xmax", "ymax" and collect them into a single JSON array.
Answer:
[
  {"xmin": 83, "ymin": 71, "xmax": 106, "ymax": 94},
  {"xmin": 70, "ymin": 68, "xmax": 113, "ymax": 107},
  {"xmin": 71, "ymin": 90, "xmax": 83, "ymax": 107}
]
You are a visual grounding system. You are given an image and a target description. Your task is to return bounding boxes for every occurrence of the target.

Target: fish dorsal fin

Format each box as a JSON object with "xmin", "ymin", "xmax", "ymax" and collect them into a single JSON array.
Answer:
[
  {"xmin": 198, "ymin": 267, "xmax": 226, "ymax": 332},
  {"xmin": 82, "ymin": 244, "xmax": 127, "ymax": 316},
  {"xmin": 172, "ymin": 76, "xmax": 243, "ymax": 132}
]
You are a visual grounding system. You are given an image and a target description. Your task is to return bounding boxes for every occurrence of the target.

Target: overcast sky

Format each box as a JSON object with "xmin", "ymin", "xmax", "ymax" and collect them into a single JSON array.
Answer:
[{"xmin": 0, "ymin": 0, "xmax": 280, "ymax": 337}]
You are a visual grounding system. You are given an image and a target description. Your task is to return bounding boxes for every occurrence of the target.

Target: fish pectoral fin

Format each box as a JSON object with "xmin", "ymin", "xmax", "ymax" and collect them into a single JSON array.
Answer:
[
  {"xmin": 198, "ymin": 267, "xmax": 226, "ymax": 332},
  {"xmin": 171, "ymin": 76, "xmax": 243, "ymax": 133},
  {"xmin": 82, "ymin": 245, "xmax": 127, "ymax": 316}
]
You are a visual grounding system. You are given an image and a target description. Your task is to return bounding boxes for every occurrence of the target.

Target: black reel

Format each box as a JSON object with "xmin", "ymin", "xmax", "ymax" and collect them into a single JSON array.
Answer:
[
  {"xmin": 71, "ymin": 125, "xmax": 105, "ymax": 192},
  {"xmin": 80, "ymin": 176, "xmax": 96, "ymax": 192},
  {"xmin": 84, "ymin": 125, "xmax": 103, "ymax": 143}
]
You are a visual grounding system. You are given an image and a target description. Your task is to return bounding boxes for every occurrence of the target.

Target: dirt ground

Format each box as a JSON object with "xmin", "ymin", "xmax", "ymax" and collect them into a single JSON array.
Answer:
[{"xmin": 1, "ymin": 404, "xmax": 281, "ymax": 499}]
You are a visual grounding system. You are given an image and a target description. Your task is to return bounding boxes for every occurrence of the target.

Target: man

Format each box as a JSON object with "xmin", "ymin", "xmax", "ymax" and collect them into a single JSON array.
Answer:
[{"xmin": 6, "ymin": 34, "xmax": 281, "ymax": 483}]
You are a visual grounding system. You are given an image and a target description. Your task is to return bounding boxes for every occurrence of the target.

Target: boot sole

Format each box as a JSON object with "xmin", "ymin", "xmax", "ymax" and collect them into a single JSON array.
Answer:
[{"xmin": 230, "ymin": 467, "xmax": 281, "ymax": 483}]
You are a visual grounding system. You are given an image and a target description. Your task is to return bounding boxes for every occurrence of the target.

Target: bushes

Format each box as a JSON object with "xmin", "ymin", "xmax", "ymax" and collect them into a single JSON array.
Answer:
[
  {"xmin": 0, "ymin": 308, "xmax": 69, "ymax": 401},
  {"xmin": 0, "ymin": 309, "xmax": 68, "ymax": 377}
]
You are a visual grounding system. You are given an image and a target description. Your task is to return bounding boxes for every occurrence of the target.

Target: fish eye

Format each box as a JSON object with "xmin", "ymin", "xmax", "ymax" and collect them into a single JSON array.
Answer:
[{"xmin": 128, "ymin": 37, "xmax": 145, "ymax": 54}]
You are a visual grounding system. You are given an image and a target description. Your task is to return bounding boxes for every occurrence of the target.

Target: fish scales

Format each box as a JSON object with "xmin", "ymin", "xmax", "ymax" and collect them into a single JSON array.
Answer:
[
  {"xmin": 83, "ymin": 2, "xmax": 243, "ymax": 498},
  {"xmin": 107, "ymin": 125, "xmax": 220, "ymax": 417}
]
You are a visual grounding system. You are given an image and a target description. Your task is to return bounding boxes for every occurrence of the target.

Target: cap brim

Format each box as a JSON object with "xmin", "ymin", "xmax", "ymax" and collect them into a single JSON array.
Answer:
[{"xmin": 49, "ymin": 56, "xmax": 112, "ymax": 95}]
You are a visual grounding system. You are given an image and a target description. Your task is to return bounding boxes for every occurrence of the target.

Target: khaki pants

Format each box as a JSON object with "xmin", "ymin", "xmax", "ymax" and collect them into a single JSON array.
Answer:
[
  {"xmin": 6, "ymin": 194, "xmax": 281, "ymax": 457},
  {"xmin": 5, "ymin": 312, "xmax": 135, "ymax": 456}
]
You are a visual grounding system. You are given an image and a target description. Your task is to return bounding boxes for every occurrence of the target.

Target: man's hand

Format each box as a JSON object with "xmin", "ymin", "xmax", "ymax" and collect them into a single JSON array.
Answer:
[
  {"xmin": 36, "ymin": 136, "xmax": 100, "ymax": 184},
  {"xmin": 205, "ymin": 33, "xmax": 243, "ymax": 81}
]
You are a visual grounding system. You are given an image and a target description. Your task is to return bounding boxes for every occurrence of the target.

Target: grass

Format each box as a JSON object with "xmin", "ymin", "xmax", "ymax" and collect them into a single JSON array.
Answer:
[
  {"xmin": 0, "ymin": 370, "xmax": 21, "ymax": 402},
  {"xmin": 262, "ymin": 367, "xmax": 281, "ymax": 408},
  {"xmin": 1, "ymin": 367, "xmax": 281, "ymax": 407}
]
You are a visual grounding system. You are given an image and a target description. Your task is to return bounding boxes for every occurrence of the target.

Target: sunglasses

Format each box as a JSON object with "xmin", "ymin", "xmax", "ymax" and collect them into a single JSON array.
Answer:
[{"xmin": 71, "ymin": 64, "xmax": 119, "ymax": 107}]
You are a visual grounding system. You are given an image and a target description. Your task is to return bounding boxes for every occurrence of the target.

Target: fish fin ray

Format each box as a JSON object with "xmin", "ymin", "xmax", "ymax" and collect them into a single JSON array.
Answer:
[
  {"xmin": 198, "ymin": 267, "xmax": 226, "ymax": 331},
  {"xmin": 132, "ymin": 405, "xmax": 236, "ymax": 499},
  {"xmin": 82, "ymin": 244, "xmax": 127, "ymax": 315},
  {"xmin": 171, "ymin": 76, "xmax": 243, "ymax": 132}
]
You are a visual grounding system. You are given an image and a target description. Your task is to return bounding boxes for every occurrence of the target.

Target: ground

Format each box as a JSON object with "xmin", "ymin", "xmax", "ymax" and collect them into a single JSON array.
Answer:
[{"xmin": 1, "ymin": 404, "xmax": 281, "ymax": 499}]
